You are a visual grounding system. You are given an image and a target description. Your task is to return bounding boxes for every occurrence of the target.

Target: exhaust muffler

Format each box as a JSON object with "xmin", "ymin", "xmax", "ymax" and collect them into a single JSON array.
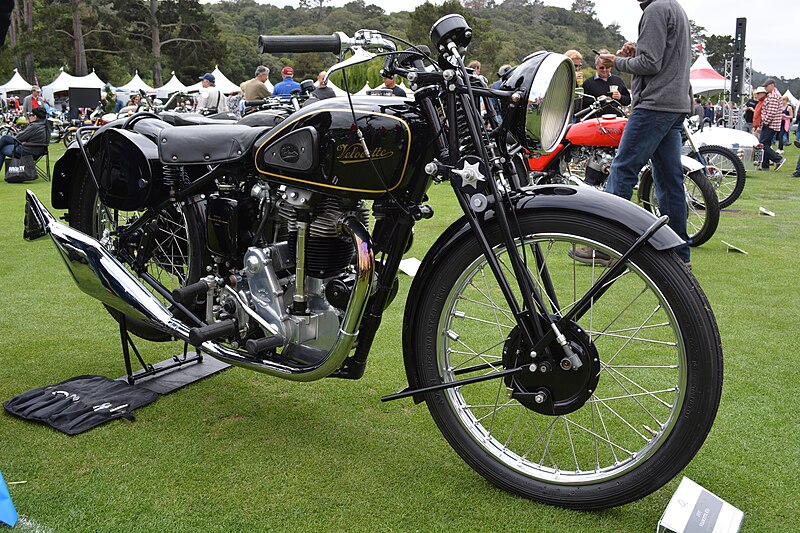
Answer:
[{"xmin": 24, "ymin": 190, "xmax": 374, "ymax": 382}]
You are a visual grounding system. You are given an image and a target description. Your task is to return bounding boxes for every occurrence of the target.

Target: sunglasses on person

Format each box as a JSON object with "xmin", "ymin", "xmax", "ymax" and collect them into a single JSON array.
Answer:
[
  {"xmin": 596, "ymin": 65, "xmax": 611, "ymax": 70},
  {"xmin": 574, "ymin": 64, "xmax": 584, "ymax": 70}
]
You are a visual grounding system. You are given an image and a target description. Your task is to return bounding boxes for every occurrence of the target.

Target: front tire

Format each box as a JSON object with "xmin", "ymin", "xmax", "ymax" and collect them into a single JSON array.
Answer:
[
  {"xmin": 638, "ymin": 167, "xmax": 720, "ymax": 247},
  {"xmin": 690, "ymin": 145, "xmax": 746, "ymax": 208},
  {"xmin": 412, "ymin": 212, "xmax": 722, "ymax": 509}
]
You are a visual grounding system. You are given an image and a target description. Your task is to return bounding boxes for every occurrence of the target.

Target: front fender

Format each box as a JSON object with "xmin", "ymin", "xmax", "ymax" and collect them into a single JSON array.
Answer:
[
  {"xmin": 399, "ymin": 184, "xmax": 683, "ymax": 402},
  {"xmin": 680, "ymin": 154, "xmax": 705, "ymax": 173}
]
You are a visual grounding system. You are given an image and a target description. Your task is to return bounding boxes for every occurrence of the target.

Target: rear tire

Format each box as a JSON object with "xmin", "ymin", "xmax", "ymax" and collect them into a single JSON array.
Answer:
[
  {"xmin": 412, "ymin": 211, "xmax": 722, "ymax": 509},
  {"xmin": 638, "ymin": 167, "xmax": 720, "ymax": 247}
]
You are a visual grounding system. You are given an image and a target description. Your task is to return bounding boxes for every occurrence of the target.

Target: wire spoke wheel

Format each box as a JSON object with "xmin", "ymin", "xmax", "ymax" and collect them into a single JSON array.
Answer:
[
  {"xmin": 693, "ymin": 145, "xmax": 746, "ymax": 208},
  {"xmin": 638, "ymin": 167, "xmax": 720, "ymax": 247},
  {"xmin": 413, "ymin": 212, "xmax": 721, "ymax": 509},
  {"xmin": 68, "ymin": 172, "xmax": 203, "ymax": 340}
]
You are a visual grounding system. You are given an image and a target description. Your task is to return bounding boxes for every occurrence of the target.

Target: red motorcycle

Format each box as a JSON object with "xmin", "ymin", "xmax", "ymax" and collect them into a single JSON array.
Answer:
[{"xmin": 525, "ymin": 96, "xmax": 719, "ymax": 246}]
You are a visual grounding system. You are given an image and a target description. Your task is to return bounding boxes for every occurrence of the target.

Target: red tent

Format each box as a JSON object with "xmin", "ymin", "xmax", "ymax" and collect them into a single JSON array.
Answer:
[{"xmin": 690, "ymin": 55, "xmax": 726, "ymax": 95}]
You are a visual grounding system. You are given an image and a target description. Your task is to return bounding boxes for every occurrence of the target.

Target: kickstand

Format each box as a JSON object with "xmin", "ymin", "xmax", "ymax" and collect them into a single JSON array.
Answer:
[{"xmin": 119, "ymin": 315, "xmax": 203, "ymax": 385}]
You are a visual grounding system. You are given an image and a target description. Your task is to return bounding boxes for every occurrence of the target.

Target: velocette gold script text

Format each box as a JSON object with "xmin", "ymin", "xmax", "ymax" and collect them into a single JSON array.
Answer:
[{"xmin": 336, "ymin": 143, "xmax": 394, "ymax": 164}]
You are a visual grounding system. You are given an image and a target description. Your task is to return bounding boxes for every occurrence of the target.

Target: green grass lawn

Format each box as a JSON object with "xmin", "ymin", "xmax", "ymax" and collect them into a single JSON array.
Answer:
[{"xmin": 1, "ymin": 141, "xmax": 799, "ymax": 531}]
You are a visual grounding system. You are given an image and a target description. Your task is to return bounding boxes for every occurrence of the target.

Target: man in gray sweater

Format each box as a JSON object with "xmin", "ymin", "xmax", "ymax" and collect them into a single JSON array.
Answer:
[{"xmin": 591, "ymin": 0, "xmax": 692, "ymax": 265}]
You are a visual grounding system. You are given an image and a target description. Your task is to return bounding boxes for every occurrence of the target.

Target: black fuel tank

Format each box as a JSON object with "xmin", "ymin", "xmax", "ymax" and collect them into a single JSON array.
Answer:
[{"xmin": 253, "ymin": 96, "xmax": 432, "ymax": 199}]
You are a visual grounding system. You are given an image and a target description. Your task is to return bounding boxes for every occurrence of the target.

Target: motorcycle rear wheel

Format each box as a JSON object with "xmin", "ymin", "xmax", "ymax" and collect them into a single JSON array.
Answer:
[
  {"xmin": 638, "ymin": 167, "xmax": 720, "ymax": 247},
  {"xmin": 68, "ymin": 172, "xmax": 204, "ymax": 341},
  {"xmin": 412, "ymin": 211, "xmax": 722, "ymax": 509}
]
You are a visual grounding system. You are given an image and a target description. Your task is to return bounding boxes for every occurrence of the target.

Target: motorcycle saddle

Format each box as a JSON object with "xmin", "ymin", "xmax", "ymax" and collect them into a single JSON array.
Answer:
[
  {"xmin": 159, "ymin": 111, "xmax": 237, "ymax": 127},
  {"xmin": 158, "ymin": 125, "xmax": 269, "ymax": 165}
]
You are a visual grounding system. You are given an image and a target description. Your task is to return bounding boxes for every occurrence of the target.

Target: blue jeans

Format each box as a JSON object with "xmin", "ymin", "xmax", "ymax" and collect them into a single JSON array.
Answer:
[
  {"xmin": 758, "ymin": 127, "xmax": 782, "ymax": 168},
  {"xmin": 606, "ymin": 108, "xmax": 690, "ymax": 263},
  {"xmin": 0, "ymin": 134, "xmax": 22, "ymax": 158}
]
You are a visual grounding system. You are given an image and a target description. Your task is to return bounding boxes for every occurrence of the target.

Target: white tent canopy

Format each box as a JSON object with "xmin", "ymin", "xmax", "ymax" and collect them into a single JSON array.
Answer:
[
  {"xmin": 156, "ymin": 71, "xmax": 188, "ymax": 99},
  {"xmin": 42, "ymin": 68, "xmax": 106, "ymax": 103},
  {"xmin": 690, "ymin": 55, "xmax": 726, "ymax": 95},
  {"xmin": 185, "ymin": 66, "xmax": 241, "ymax": 95},
  {"xmin": 0, "ymin": 68, "xmax": 32, "ymax": 96},
  {"xmin": 783, "ymin": 89, "xmax": 798, "ymax": 109},
  {"xmin": 116, "ymin": 71, "xmax": 155, "ymax": 96}
]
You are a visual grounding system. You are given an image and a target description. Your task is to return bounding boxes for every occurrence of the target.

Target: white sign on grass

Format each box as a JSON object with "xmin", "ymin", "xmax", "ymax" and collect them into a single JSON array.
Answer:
[{"xmin": 658, "ymin": 477, "xmax": 743, "ymax": 533}]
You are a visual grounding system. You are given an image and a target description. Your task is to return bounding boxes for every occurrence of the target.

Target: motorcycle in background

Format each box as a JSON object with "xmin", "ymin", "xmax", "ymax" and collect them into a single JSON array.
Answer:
[
  {"xmin": 527, "ymin": 94, "xmax": 720, "ymax": 246},
  {"xmin": 25, "ymin": 15, "xmax": 722, "ymax": 510}
]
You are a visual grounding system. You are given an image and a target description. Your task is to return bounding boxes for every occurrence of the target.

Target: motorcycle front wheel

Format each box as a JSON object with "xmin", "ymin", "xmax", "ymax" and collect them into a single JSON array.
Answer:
[
  {"xmin": 68, "ymin": 171, "xmax": 205, "ymax": 341},
  {"xmin": 690, "ymin": 145, "xmax": 746, "ymax": 209},
  {"xmin": 638, "ymin": 167, "xmax": 720, "ymax": 247},
  {"xmin": 412, "ymin": 211, "xmax": 722, "ymax": 510}
]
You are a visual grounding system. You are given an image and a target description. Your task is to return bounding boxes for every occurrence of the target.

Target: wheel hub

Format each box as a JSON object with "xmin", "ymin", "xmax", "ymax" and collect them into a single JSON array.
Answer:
[{"xmin": 502, "ymin": 319, "xmax": 600, "ymax": 415}]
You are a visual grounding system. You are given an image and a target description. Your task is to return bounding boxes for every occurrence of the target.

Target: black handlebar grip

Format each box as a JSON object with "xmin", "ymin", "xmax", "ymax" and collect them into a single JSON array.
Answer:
[
  {"xmin": 258, "ymin": 34, "xmax": 341, "ymax": 54},
  {"xmin": 243, "ymin": 99, "xmax": 270, "ymax": 107}
]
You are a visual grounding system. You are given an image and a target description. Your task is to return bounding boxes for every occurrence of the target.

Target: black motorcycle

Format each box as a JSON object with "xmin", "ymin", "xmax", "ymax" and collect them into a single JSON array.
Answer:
[{"xmin": 24, "ymin": 15, "xmax": 722, "ymax": 510}]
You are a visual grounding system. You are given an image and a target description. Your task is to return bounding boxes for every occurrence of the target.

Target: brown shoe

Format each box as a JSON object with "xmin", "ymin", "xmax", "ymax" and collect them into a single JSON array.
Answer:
[{"xmin": 568, "ymin": 246, "xmax": 614, "ymax": 267}]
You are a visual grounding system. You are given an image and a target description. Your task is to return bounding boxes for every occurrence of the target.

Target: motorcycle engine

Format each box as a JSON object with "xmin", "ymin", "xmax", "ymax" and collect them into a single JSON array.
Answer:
[
  {"xmin": 218, "ymin": 184, "xmax": 369, "ymax": 365},
  {"xmin": 582, "ymin": 149, "xmax": 614, "ymax": 187}
]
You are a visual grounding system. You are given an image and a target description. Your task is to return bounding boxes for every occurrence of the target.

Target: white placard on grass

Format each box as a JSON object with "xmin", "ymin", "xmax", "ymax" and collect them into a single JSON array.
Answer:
[{"xmin": 658, "ymin": 477, "xmax": 743, "ymax": 533}]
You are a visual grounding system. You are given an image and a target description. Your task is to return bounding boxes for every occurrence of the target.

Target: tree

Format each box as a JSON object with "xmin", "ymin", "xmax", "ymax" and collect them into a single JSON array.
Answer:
[
  {"xmin": 704, "ymin": 34, "xmax": 734, "ymax": 73},
  {"xmin": 118, "ymin": 0, "xmax": 225, "ymax": 86},
  {"xmin": 571, "ymin": 0, "xmax": 595, "ymax": 16},
  {"xmin": 689, "ymin": 20, "xmax": 706, "ymax": 59}
]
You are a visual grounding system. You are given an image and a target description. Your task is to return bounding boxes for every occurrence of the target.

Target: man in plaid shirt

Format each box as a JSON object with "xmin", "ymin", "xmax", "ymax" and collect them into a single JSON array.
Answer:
[{"xmin": 759, "ymin": 79, "xmax": 786, "ymax": 170}]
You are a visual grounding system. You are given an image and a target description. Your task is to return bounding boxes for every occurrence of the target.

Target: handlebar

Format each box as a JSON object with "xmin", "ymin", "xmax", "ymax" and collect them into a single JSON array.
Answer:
[{"xmin": 258, "ymin": 34, "xmax": 342, "ymax": 54}]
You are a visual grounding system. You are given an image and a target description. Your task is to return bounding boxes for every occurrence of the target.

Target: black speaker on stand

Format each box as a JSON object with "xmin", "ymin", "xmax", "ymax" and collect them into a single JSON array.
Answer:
[{"xmin": 730, "ymin": 18, "xmax": 746, "ymax": 104}]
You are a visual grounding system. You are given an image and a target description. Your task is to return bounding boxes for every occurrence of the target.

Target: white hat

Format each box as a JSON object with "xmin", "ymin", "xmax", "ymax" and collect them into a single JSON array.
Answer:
[{"xmin": 754, "ymin": 86, "xmax": 766, "ymax": 94}]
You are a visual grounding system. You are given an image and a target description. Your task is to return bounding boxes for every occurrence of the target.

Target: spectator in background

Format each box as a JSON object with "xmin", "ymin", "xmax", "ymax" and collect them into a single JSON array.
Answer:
[
  {"xmin": 197, "ymin": 73, "xmax": 226, "ymax": 113},
  {"xmin": 595, "ymin": 0, "xmax": 694, "ymax": 266},
  {"xmin": 0, "ymin": 107, "xmax": 48, "ymax": 161},
  {"xmin": 310, "ymin": 71, "xmax": 336, "ymax": 100},
  {"xmin": 22, "ymin": 85, "xmax": 42, "ymax": 114},
  {"xmin": 468, "ymin": 60, "xmax": 488, "ymax": 85},
  {"xmin": 241, "ymin": 65, "xmax": 271, "ymax": 100},
  {"xmin": 758, "ymin": 79, "xmax": 786, "ymax": 170},
  {"xmin": 272, "ymin": 66, "xmax": 301, "ymax": 98},
  {"xmin": 564, "ymin": 50, "xmax": 584, "ymax": 87},
  {"xmin": 490, "ymin": 64, "xmax": 513, "ymax": 119},
  {"xmin": 564, "ymin": 50, "xmax": 584, "ymax": 115},
  {"xmin": 742, "ymin": 91, "xmax": 758, "ymax": 133},
  {"xmin": 581, "ymin": 49, "xmax": 631, "ymax": 115},
  {"xmin": 693, "ymin": 97, "xmax": 704, "ymax": 126},
  {"xmin": 381, "ymin": 75, "xmax": 406, "ymax": 97},
  {"xmin": 752, "ymin": 87, "xmax": 766, "ymax": 134},
  {"xmin": 703, "ymin": 101, "xmax": 714, "ymax": 128},
  {"xmin": 777, "ymin": 95, "xmax": 793, "ymax": 153}
]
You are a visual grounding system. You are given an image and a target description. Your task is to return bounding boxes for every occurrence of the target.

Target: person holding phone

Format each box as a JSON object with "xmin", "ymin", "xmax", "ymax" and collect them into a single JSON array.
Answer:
[{"xmin": 581, "ymin": 49, "xmax": 631, "ymax": 116}]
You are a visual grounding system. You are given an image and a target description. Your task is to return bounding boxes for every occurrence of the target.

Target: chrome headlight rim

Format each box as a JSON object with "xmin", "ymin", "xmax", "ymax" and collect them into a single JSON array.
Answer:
[{"xmin": 504, "ymin": 52, "xmax": 575, "ymax": 154}]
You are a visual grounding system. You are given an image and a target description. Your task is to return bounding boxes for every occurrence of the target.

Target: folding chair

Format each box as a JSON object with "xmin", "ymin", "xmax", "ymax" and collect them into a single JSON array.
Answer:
[{"xmin": 25, "ymin": 142, "xmax": 50, "ymax": 182}]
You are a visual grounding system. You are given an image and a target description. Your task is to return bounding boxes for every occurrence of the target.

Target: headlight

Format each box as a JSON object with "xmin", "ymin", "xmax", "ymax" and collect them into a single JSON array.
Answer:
[{"xmin": 502, "ymin": 52, "xmax": 575, "ymax": 153}]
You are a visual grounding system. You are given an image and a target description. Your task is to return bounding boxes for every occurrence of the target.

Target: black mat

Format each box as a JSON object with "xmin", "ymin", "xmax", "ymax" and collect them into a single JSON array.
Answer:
[
  {"xmin": 122, "ymin": 353, "xmax": 231, "ymax": 395},
  {"xmin": 4, "ymin": 354, "xmax": 231, "ymax": 435},
  {"xmin": 4, "ymin": 375, "xmax": 158, "ymax": 435}
]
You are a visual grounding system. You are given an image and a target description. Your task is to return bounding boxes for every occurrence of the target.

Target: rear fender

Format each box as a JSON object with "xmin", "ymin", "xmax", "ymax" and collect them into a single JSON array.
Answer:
[{"xmin": 400, "ymin": 184, "xmax": 684, "ymax": 402}]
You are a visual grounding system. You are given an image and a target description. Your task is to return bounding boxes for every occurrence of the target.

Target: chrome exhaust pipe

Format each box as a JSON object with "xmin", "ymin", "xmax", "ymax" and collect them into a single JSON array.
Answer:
[{"xmin": 24, "ymin": 191, "xmax": 374, "ymax": 382}]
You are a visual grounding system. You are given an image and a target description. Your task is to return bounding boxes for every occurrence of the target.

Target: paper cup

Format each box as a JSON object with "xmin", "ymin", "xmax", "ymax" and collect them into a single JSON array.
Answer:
[{"xmin": 609, "ymin": 85, "xmax": 618, "ymax": 93}]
